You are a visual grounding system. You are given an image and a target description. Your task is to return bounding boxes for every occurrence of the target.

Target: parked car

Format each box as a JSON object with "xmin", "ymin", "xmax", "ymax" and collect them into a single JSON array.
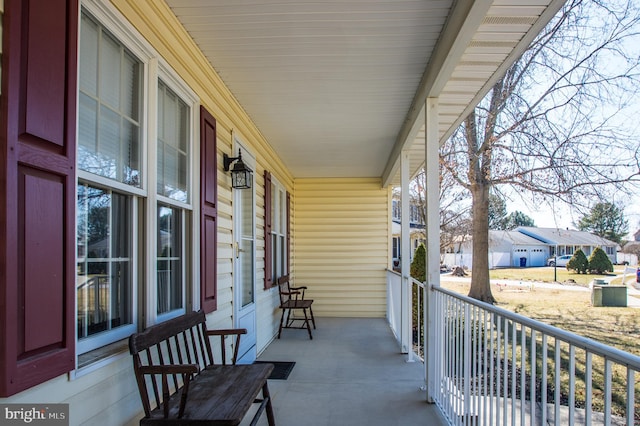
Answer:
[{"xmin": 547, "ymin": 254, "xmax": 572, "ymax": 267}]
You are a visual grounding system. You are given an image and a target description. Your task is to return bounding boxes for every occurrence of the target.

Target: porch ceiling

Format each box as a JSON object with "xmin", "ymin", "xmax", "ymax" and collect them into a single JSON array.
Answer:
[{"xmin": 165, "ymin": 0, "xmax": 564, "ymax": 184}]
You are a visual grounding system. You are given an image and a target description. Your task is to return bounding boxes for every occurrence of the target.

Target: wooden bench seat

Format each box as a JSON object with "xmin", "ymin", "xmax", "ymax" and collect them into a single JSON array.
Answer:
[{"xmin": 129, "ymin": 311, "xmax": 276, "ymax": 425}]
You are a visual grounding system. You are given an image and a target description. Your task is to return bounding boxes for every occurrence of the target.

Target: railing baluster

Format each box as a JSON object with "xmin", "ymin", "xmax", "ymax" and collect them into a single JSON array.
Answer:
[
  {"xmin": 503, "ymin": 316, "xmax": 509, "ymax": 426},
  {"xmin": 569, "ymin": 345, "xmax": 576, "ymax": 425},
  {"xmin": 555, "ymin": 338, "xmax": 561, "ymax": 425},
  {"xmin": 464, "ymin": 302, "xmax": 471, "ymax": 424},
  {"xmin": 511, "ymin": 321, "xmax": 516, "ymax": 426},
  {"xmin": 483, "ymin": 309, "xmax": 488, "ymax": 426},
  {"xmin": 586, "ymin": 351, "xmax": 592, "ymax": 426},
  {"xmin": 605, "ymin": 359, "xmax": 612, "ymax": 426},
  {"xmin": 496, "ymin": 314, "xmax": 502, "ymax": 426},
  {"xmin": 626, "ymin": 368, "xmax": 634, "ymax": 426},
  {"xmin": 489, "ymin": 311, "xmax": 494, "ymax": 426},
  {"xmin": 542, "ymin": 334, "xmax": 548, "ymax": 426},
  {"xmin": 530, "ymin": 329, "xmax": 536, "ymax": 426},
  {"xmin": 521, "ymin": 324, "xmax": 526, "ymax": 426}
]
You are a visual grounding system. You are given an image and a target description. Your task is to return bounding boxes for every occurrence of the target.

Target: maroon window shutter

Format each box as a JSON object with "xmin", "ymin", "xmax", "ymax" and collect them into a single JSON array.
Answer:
[
  {"xmin": 286, "ymin": 191, "xmax": 291, "ymax": 276},
  {"xmin": 0, "ymin": 0, "xmax": 78, "ymax": 397},
  {"xmin": 200, "ymin": 106, "xmax": 218, "ymax": 313},
  {"xmin": 264, "ymin": 171, "xmax": 273, "ymax": 288}
]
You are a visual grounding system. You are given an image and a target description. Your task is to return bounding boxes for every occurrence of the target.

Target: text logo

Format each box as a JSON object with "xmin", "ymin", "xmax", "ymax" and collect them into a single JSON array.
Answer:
[{"xmin": 1, "ymin": 404, "xmax": 68, "ymax": 425}]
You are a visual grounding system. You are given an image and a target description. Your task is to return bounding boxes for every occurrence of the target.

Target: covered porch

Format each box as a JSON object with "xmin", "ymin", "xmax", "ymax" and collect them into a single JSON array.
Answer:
[{"xmin": 251, "ymin": 317, "xmax": 447, "ymax": 426}]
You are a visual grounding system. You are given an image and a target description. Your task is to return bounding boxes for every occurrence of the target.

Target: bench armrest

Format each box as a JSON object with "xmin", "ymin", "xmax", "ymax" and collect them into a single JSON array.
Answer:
[
  {"xmin": 206, "ymin": 328, "xmax": 248, "ymax": 365},
  {"xmin": 207, "ymin": 328, "xmax": 247, "ymax": 336}
]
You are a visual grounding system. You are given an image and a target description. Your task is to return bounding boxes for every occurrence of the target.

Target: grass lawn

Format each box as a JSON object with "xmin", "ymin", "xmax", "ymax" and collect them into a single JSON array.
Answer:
[
  {"xmin": 441, "ymin": 280, "xmax": 640, "ymax": 355},
  {"xmin": 486, "ymin": 266, "xmax": 635, "ymax": 287}
]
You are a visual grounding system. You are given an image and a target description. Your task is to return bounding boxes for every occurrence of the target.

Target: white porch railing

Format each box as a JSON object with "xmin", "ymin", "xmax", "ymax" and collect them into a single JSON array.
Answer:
[
  {"xmin": 386, "ymin": 270, "xmax": 426, "ymax": 362},
  {"xmin": 386, "ymin": 272, "xmax": 640, "ymax": 425},
  {"xmin": 432, "ymin": 286, "xmax": 640, "ymax": 426}
]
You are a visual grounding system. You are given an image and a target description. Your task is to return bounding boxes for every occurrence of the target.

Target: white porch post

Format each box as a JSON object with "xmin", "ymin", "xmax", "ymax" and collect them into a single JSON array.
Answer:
[
  {"xmin": 424, "ymin": 97, "xmax": 440, "ymax": 402},
  {"xmin": 400, "ymin": 150, "xmax": 412, "ymax": 357}
]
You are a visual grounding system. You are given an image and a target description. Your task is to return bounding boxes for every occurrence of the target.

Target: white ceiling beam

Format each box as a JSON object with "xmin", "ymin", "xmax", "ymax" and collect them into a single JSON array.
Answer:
[{"xmin": 382, "ymin": 0, "xmax": 492, "ymax": 187}]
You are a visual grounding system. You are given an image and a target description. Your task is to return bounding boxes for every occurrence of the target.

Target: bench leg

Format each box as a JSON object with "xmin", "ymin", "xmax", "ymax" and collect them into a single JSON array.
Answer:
[
  {"xmin": 309, "ymin": 306, "xmax": 316, "ymax": 329},
  {"xmin": 303, "ymin": 308, "xmax": 312, "ymax": 340},
  {"xmin": 263, "ymin": 382, "xmax": 276, "ymax": 426},
  {"xmin": 278, "ymin": 308, "xmax": 286, "ymax": 339}
]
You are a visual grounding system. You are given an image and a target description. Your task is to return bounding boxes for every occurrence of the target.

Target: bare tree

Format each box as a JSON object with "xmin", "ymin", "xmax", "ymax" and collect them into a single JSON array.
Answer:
[
  {"xmin": 410, "ymin": 168, "xmax": 472, "ymax": 262},
  {"xmin": 441, "ymin": 0, "xmax": 640, "ymax": 303}
]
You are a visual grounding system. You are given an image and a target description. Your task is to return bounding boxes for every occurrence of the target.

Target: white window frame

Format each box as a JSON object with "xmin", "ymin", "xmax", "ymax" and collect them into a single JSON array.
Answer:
[
  {"xmin": 76, "ymin": 0, "xmax": 200, "ymax": 356},
  {"xmin": 150, "ymin": 62, "xmax": 198, "ymax": 326},
  {"xmin": 270, "ymin": 175, "xmax": 288, "ymax": 280}
]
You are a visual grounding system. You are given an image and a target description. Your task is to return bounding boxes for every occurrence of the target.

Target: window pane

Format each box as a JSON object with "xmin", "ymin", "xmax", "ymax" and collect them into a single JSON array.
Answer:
[
  {"xmin": 122, "ymin": 118, "xmax": 140, "ymax": 186},
  {"xmin": 122, "ymin": 52, "xmax": 140, "ymax": 120},
  {"xmin": 100, "ymin": 32, "xmax": 121, "ymax": 110},
  {"xmin": 78, "ymin": 93, "xmax": 98, "ymax": 167},
  {"xmin": 98, "ymin": 106, "xmax": 120, "ymax": 179},
  {"xmin": 78, "ymin": 11, "xmax": 141, "ymax": 187},
  {"xmin": 80, "ymin": 14, "xmax": 98, "ymax": 96},
  {"xmin": 271, "ymin": 234, "xmax": 277, "ymax": 283},
  {"xmin": 77, "ymin": 184, "xmax": 133, "ymax": 341},
  {"xmin": 157, "ymin": 81, "xmax": 189, "ymax": 202},
  {"xmin": 157, "ymin": 205, "xmax": 183, "ymax": 314}
]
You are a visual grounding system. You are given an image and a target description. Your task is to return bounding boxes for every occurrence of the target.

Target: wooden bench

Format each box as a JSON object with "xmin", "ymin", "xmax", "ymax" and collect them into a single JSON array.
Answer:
[{"xmin": 129, "ymin": 310, "xmax": 276, "ymax": 425}]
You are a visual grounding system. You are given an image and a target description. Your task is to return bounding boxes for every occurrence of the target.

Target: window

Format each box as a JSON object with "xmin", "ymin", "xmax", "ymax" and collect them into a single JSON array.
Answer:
[
  {"xmin": 76, "ymin": 184, "xmax": 134, "ymax": 350},
  {"xmin": 264, "ymin": 171, "xmax": 289, "ymax": 288},
  {"xmin": 77, "ymin": 10, "xmax": 142, "ymax": 353},
  {"xmin": 76, "ymin": 3, "xmax": 197, "ymax": 355},
  {"xmin": 392, "ymin": 199, "xmax": 400, "ymax": 221},
  {"xmin": 156, "ymin": 81, "xmax": 190, "ymax": 319},
  {"xmin": 270, "ymin": 178, "xmax": 288, "ymax": 283},
  {"xmin": 78, "ymin": 12, "xmax": 141, "ymax": 187}
]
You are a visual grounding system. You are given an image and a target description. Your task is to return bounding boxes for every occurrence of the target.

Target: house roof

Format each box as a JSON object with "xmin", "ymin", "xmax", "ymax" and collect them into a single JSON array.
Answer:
[
  {"xmin": 165, "ymin": 0, "xmax": 564, "ymax": 184},
  {"xmin": 490, "ymin": 230, "xmax": 545, "ymax": 246},
  {"xmin": 516, "ymin": 227, "xmax": 619, "ymax": 248}
]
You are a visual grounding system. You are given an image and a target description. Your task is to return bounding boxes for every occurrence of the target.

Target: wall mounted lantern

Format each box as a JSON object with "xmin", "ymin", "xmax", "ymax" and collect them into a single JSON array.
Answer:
[{"xmin": 223, "ymin": 149, "xmax": 253, "ymax": 189}]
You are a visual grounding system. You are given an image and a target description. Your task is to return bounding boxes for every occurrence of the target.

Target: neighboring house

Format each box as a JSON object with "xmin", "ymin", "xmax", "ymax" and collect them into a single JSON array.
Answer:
[
  {"xmin": 443, "ymin": 230, "xmax": 549, "ymax": 268},
  {"xmin": 517, "ymin": 227, "xmax": 620, "ymax": 264},
  {"xmin": 391, "ymin": 195, "xmax": 426, "ymax": 266},
  {"xmin": 0, "ymin": 1, "xmax": 577, "ymax": 425},
  {"xmin": 443, "ymin": 227, "xmax": 620, "ymax": 268}
]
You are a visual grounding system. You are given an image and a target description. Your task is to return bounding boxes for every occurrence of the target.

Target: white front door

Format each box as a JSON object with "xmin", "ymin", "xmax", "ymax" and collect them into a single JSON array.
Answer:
[{"xmin": 233, "ymin": 144, "xmax": 257, "ymax": 364}]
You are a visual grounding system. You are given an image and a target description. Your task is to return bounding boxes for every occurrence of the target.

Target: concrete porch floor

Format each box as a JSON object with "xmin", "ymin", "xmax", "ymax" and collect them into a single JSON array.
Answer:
[{"xmin": 246, "ymin": 317, "xmax": 448, "ymax": 426}]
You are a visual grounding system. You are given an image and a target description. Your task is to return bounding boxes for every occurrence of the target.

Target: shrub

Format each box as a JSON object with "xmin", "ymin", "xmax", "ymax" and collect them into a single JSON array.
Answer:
[
  {"xmin": 588, "ymin": 247, "xmax": 613, "ymax": 274},
  {"xmin": 410, "ymin": 243, "xmax": 426, "ymax": 282},
  {"xmin": 566, "ymin": 249, "xmax": 589, "ymax": 274}
]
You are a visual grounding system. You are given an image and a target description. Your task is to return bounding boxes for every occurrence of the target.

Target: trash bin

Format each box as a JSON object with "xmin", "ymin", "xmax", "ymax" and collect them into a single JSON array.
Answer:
[{"xmin": 519, "ymin": 257, "xmax": 527, "ymax": 267}]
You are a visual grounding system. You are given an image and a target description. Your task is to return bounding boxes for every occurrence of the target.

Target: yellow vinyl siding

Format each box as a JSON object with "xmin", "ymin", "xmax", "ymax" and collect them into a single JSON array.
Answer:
[
  {"xmin": 110, "ymin": 0, "xmax": 293, "ymax": 347},
  {"xmin": 0, "ymin": 2, "xmax": 293, "ymax": 424},
  {"xmin": 294, "ymin": 178, "xmax": 390, "ymax": 318}
]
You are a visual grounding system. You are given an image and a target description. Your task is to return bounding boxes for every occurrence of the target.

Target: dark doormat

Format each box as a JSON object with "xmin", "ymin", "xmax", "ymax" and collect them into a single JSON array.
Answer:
[{"xmin": 254, "ymin": 361, "xmax": 296, "ymax": 380}]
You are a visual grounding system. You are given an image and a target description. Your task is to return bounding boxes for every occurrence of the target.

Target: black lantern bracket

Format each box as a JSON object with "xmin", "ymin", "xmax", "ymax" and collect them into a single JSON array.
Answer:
[{"xmin": 223, "ymin": 149, "xmax": 253, "ymax": 189}]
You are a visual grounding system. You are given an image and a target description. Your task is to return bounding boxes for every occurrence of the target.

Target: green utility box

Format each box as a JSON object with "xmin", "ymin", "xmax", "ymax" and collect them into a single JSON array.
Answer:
[{"xmin": 591, "ymin": 285, "xmax": 627, "ymax": 307}]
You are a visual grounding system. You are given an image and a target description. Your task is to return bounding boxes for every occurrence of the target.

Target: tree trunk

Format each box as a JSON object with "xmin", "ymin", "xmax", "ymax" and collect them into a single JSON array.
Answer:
[{"xmin": 468, "ymin": 182, "xmax": 496, "ymax": 304}]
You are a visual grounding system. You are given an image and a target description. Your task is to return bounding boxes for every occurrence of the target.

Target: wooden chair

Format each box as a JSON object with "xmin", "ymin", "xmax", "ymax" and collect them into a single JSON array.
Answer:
[{"xmin": 277, "ymin": 275, "xmax": 316, "ymax": 339}]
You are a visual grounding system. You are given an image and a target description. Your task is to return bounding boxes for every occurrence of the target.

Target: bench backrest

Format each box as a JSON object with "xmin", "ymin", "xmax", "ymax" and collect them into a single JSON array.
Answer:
[{"xmin": 129, "ymin": 311, "xmax": 216, "ymax": 417}]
